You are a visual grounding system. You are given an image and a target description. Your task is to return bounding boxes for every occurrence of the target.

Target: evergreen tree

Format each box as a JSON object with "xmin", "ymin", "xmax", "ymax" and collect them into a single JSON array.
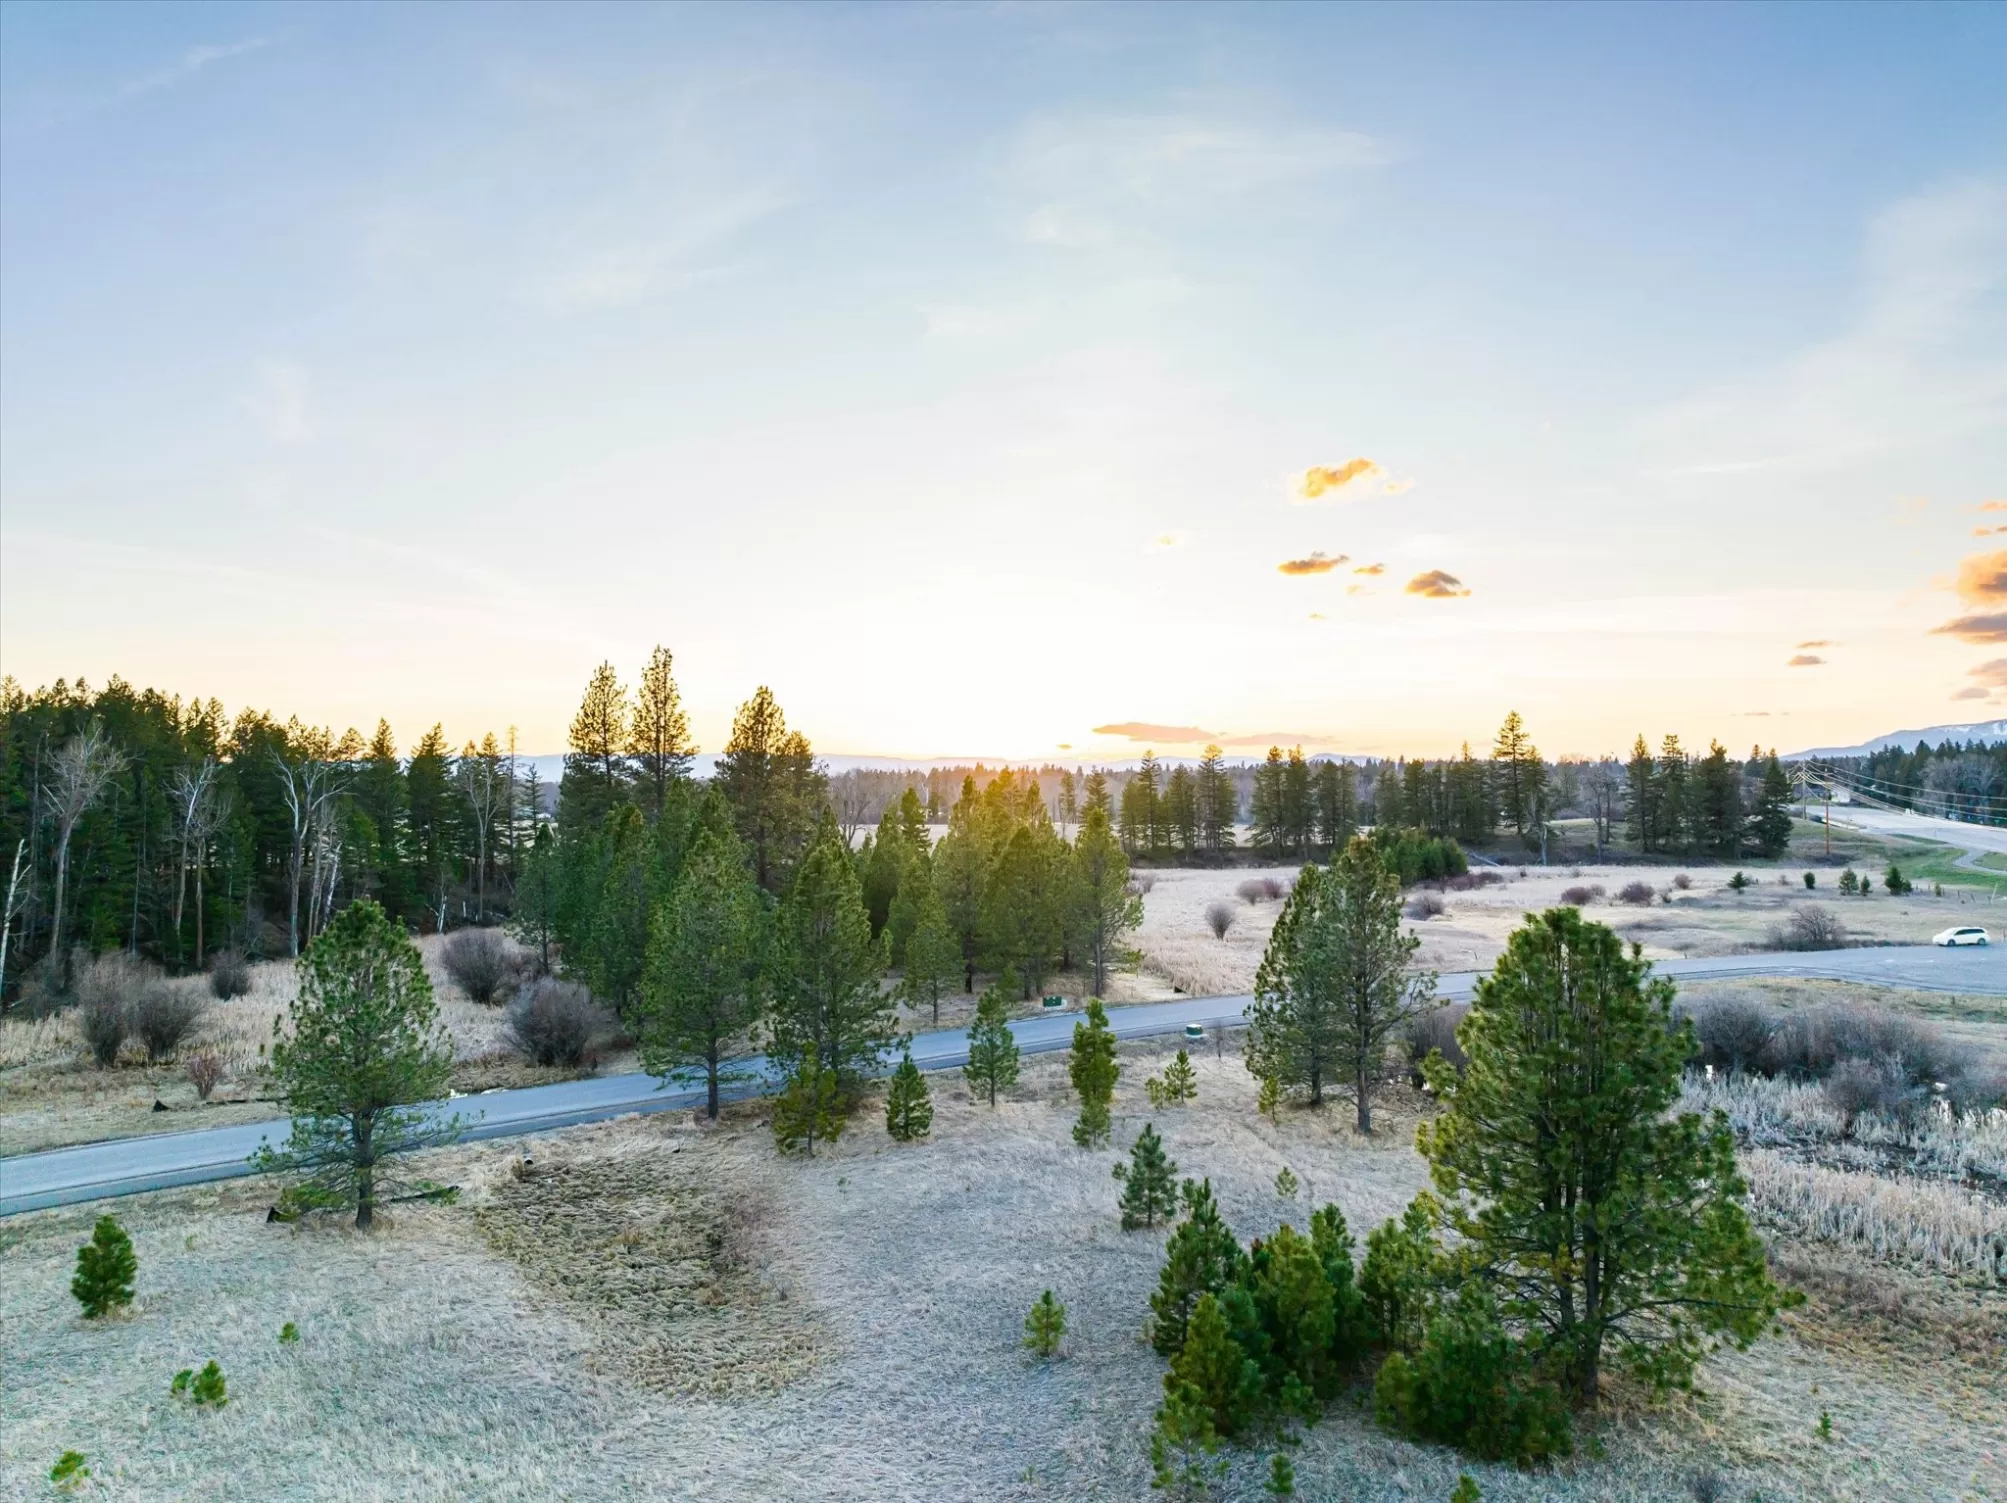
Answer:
[
  {"xmin": 1114, "ymin": 1122, "xmax": 1180, "ymax": 1228},
  {"xmin": 883, "ymin": 846, "xmax": 927, "ymax": 965},
  {"xmin": 1024, "ymin": 1288, "xmax": 1068, "ymax": 1359},
  {"xmin": 770, "ymin": 821, "xmax": 900, "ymax": 1093},
  {"xmin": 71, "ymin": 1214, "xmax": 137, "ymax": 1318},
  {"xmin": 862, "ymin": 806, "xmax": 907, "ymax": 938},
  {"xmin": 771, "ymin": 1060, "xmax": 844, "ymax": 1155},
  {"xmin": 883, "ymin": 1052, "xmax": 933, "ymax": 1141},
  {"xmin": 1069, "ymin": 997, "xmax": 1120, "ymax": 1146},
  {"xmin": 714, "ymin": 686, "xmax": 827, "ymax": 894},
  {"xmin": 1196, "ymin": 745, "xmax": 1238, "ymax": 858},
  {"xmin": 932, "ymin": 826, "xmax": 987, "ymax": 993},
  {"xmin": 405, "ymin": 724, "xmax": 458, "ymax": 927},
  {"xmin": 1282, "ymin": 747, "xmax": 1314, "ymax": 856},
  {"xmin": 560, "ymin": 662, "xmax": 630, "ymax": 830},
  {"xmin": 1625, "ymin": 735, "xmax": 1657, "ymax": 852},
  {"xmin": 1159, "ymin": 1049, "xmax": 1198, "ymax": 1103},
  {"xmin": 510, "ymin": 823, "xmax": 560, "ymax": 974},
  {"xmin": 354, "ymin": 720, "xmax": 410, "ymax": 920},
  {"xmin": 1081, "ymin": 769, "xmax": 1114, "ymax": 823},
  {"xmin": 981, "ymin": 824, "xmax": 1062, "ymax": 996},
  {"xmin": 253, "ymin": 899, "xmax": 456, "ymax": 1228},
  {"xmin": 1656, "ymin": 734, "xmax": 1690, "ymax": 854},
  {"xmin": 1751, "ymin": 751, "xmax": 1793, "ymax": 857},
  {"xmin": 1150, "ymin": 1178, "xmax": 1247, "ymax": 1357},
  {"xmin": 963, "ymin": 982, "xmax": 1021, "ymax": 1105},
  {"xmin": 638, "ymin": 827, "xmax": 767, "ymax": 1119},
  {"xmin": 1314, "ymin": 758, "xmax": 1356, "ymax": 856},
  {"xmin": 1246, "ymin": 837, "xmax": 1438, "ymax": 1132},
  {"xmin": 1416, "ymin": 907, "xmax": 1789, "ymax": 1402},
  {"xmin": 1250, "ymin": 747, "xmax": 1287, "ymax": 857},
  {"xmin": 1150, "ymin": 1380, "xmax": 1226, "ymax": 1496},
  {"xmin": 1071, "ymin": 805, "xmax": 1142, "ymax": 996},
  {"xmin": 1694, "ymin": 741, "xmax": 1744, "ymax": 859},
  {"xmin": 581, "ymin": 804, "xmax": 656, "ymax": 1016},
  {"xmin": 899, "ymin": 879, "xmax": 960, "ymax": 1023},
  {"xmin": 627, "ymin": 645, "xmax": 695, "ymax": 820},
  {"xmin": 1490, "ymin": 711, "xmax": 1544, "ymax": 847},
  {"xmin": 1169, "ymin": 1292, "xmax": 1264, "ymax": 1439}
]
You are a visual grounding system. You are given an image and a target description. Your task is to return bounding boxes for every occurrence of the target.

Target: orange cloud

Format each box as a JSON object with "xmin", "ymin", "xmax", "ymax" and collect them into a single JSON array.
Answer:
[
  {"xmin": 1353, "ymin": 562, "xmax": 1384, "ymax": 575},
  {"xmin": 1975, "ymin": 527, "xmax": 2007, "ymax": 537},
  {"xmin": 1955, "ymin": 551, "xmax": 2007, "ymax": 604},
  {"xmin": 1967, "ymin": 659, "xmax": 2007, "ymax": 689},
  {"xmin": 1953, "ymin": 686, "xmax": 1991, "ymax": 700},
  {"xmin": 1795, "ymin": 639, "xmax": 1833, "ymax": 649},
  {"xmin": 1277, "ymin": 551, "xmax": 1347, "ymax": 576},
  {"xmin": 1092, "ymin": 721, "xmax": 1217, "ymax": 743},
  {"xmin": 1296, "ymin": 460, "xmax": 1379, "ymax": 499},
  {"xmin": 1979, "ymin": 500, "xmax": 2007, "ymax": 512},
  {"xmin": 1381, "ymin": 477, "xmax": 1415, "ymax": 496},
  {"xmin": 1787, "ymin": 654, "xmax": 1825, "ymax": 667},
  {"xmin": 1934, "ymin": 612, "xmax": 2007, "ymax": 643},
  {"xmin": 1405, "ymin": 569, "xmax": 1469, "ymax": 599}
]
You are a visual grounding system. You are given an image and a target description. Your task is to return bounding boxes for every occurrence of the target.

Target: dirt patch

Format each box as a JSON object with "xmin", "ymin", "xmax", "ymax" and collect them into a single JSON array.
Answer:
[{"xmin": 472, "ymin": 1131, "xmax": 822, "ymax": 1396}]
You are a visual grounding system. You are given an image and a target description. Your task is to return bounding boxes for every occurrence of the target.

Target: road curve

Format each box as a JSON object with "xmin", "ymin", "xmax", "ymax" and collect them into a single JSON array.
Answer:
[{"xmin": 4, "ymin": 943, "xmax": 2001, "ymax": 1217}]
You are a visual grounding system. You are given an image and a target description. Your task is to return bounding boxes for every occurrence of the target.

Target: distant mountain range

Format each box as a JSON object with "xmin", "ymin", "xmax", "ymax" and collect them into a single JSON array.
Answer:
[
  {"xmin": 509, "ymin": 752, "xmax": 1284, "ymax": 786},
  {"xmin": 1787, "ymin": 719, "xmax": 2007, "ymax": 760}
]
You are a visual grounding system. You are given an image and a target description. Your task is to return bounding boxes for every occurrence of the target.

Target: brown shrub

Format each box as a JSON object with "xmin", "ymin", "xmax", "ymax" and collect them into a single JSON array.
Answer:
[
  {"xmin": 505, "ymin": 979, "xmax": 615, "ymax": 1068},
  {"xmin": 208, "ymin": 949, "xmax": 252, "ymax": 1000},
  {"xmin": 1773, "ymin": 904, "xmax": 1847, "ymax": 952},
  {"xmin": 129, "ymin": 983, "xmax": 206, "ymax": 1062},
  {"xmin": 1559, "ymin": 884, "xmax": 1599, "ymax": 906},
  {"xmin": 442, "ymin": 927, "xmax": 519, "ymax": 1005},
  {"xmin": 1404, "ymin": 892, "xmax": 1445, "ymax": 920},
  {"xmin": 1236, "ymin": 878, "xmax": 1268, "ymax": 905},
  {"xmin": 185, "ymin": 1050, "xmax": 226, "ymax": 1101},
  {"xmin": 1615, "ymin": 880, "xmax": 1656, "ymax": 906},
  {"xmin": 1203, "ymin": 901, "xmax": 1235, "ymax": 939},
  {"xmin": 1672, "ymin": 873, "xmax": 1693, "ymax": 891},
  {"xmin": 1403, "ymin": 1003, "xmax": 1468, "ymax": 1083}
]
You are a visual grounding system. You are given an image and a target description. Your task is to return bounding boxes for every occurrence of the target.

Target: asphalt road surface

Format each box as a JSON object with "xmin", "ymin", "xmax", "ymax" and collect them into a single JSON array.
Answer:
[{"xmin": 5, "ymin": 942, "xmax": 2001, "ymax": 1217}]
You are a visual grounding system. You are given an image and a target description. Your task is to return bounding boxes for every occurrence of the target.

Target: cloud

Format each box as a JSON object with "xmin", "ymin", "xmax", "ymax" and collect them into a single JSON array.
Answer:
[
  {"xmin": 242, "ymin": 360, "xmax": 311, "ymax": 442},
  {"xmin": 1786, "ymin": 654, "xmax": 1826, "ymax": 667},
  {"xmin": 1953, "ymin": 686, "xmax": 1992, "ymax": 700},
  {"xmin": 1092, "ymin": 722, "xmax": 1218, "ymax": 744},
  {"xmin": 1966, "ymin": 658, "xmax": 2007, "ymax": 688},
  {"xmin": 1381, "ymin": 477, "xmax": 1415, "ymax": 496},
  {"xmin": 120, "ymin": 38, "xmax": 272, "ymax": 101},
  {"xmin": 1296, "ymin": 460, "xmax": 1380, "ymax": 499},
  {"xmin": 1933, "ymin": 611, "xmax": 2007, "ymax": 643},
  {"xmin": 1277, "ymin": 551, "xmax": 1347, "ymax": 576},
  {"xmin": 1981, "ymin": 500, "xmax": 2007, "ymax": 512},
  {"xmin": 1955, "ymin": 550, "xmax": 2007, "ymax": 603},
  {"xmin": 1215, "ymin": 731, "xmax": 1328, "ymax": 748},
  {"xmin": 1353, "ymin": 562, "xmax": 1385, "ymax": 575},
  {"xmin": 1795, "ymin": 639, "xmax": 1833, "ymax": 649},
  {"xmin": 1975, "ymin": 526, "xmax": 2007, "ymax": 537},
  {"xmin": 1404, "ymin": 569, "xmax": 1470, "ymax": 599}
]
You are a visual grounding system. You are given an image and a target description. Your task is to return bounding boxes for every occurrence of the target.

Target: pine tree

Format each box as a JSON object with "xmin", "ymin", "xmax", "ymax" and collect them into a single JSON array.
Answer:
[
  {"xmin": 628, "ymin": 645, "xmax": 695, "ymax": 820},
  {"xmin": 1751, "ymin": 751, "xmax": 1793, "ymax": 858},
  {"xmin": 981, "ymin": 825, "xmax": 1061, "ymax": 996},
  {"xmin": 1251, "ymin": 747, "xmax": 1287, "ymax": 857},
  {"xmin": 639, "ymin": 827, "xmax": 768, "ymax": 1119},
  {"xmin": 714, "ymin": 687, "xmax": 826, "ymax": 893},
  {"xmin": 884, "ymin": 1053, "xmax": 933, "ymax": 1141},
  {"xmin": 1071, "ymin": 806, "xmax": 1142, "ymax": 997},
  {"xmin": 1150, "ymin": 1177, "xmax": 1246, "ymax": 1357},
  {"xmin": 1114, "ymin": 1123, "xmax": 1180, "ymax": 1228},
  {"xmin": 899, "ymin": 879, "xmax": 960, "ymax": 1023},
  {"xmin": 1416, "ymin": 907, "xmax": 1789, "ymax": 1402},
  {"xmin": 1266, "ymin": 1453, "xmax": 1296, "ymax": 1497},
  {"xmin": 932, "ymin": 827, "xmax": 987, "ymax": 993},
  {"xmin": 963, "ymin": 983, "xmax": 1021, "ymax": 1105},
  {"xmin": 1169, "ymin": 1292, "xmax": 1264, "ymax": 1438},
  {"xmin": 1625, "ymin": 735, "xmax": 1657, "ymax": 852},
  {"xmin": 560, "ymin": 661, "xmax": 630, "ymax": 830},
  {"xmin": 1160, "ymin": 1049, "xmax": 1198, "ymax": 1104},
  {"xmin": 1069, "ymin": 998, "xmax": 1120, "ymax": 1146},
  {"xmin": 771, "ymin": 1061, "xmax": 844, "ymax": 1155},
  {"xmin": 1196, "ymin": 745, "xmax": 1237, "ymax": 858},
  {"xmin": 1490, "ymin": 711, "xmax": 1544, "ymax": 847},
  {"xmin": 771, "ymin": 821, "xmax": 900, "ymax": 1095},
  {"xmin": 253, "ymin": 899, "xmax": 456, "ymax": 1228},
  {"xmin": 1024, "ymin": 1289, "xmax": 1067, "ymax": 1359},
  {"xmin": 71, "ymin": 1214, "xmax": 137, "ymax": 1318},
  {"xmin": 1150, "ymin": 1380, "xmax": 1226, "ymax": 1496},
  {"xmin": 1246, "ymin": 836, "xmax": 1437, "ymax": 1133}
]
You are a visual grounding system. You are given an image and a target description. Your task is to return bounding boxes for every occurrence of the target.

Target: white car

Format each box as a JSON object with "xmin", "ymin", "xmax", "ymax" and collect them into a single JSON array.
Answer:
[{"xmin": 1933, "ymin": 925, "xmax": 1990, "ymax": 947}]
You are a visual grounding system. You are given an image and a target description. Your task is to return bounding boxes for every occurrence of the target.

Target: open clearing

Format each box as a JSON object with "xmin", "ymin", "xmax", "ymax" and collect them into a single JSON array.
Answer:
[{"xmin": 5, "ymin": 1019, "xmax": 2001, "ymax": 1502}]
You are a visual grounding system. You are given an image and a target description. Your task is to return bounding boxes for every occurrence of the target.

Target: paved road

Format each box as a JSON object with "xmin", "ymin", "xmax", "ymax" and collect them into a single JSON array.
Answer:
[
  {"xmin": 5, "ymin": 943, "xmax": 2002, "ymax": 1217},
  {"xmin": 1827, "ymin": 804, "xmax": 2007, "ymax": 860}
]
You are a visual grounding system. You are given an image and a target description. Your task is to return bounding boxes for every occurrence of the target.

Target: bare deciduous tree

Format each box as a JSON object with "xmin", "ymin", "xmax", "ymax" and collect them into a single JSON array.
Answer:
[
  {"xmin": 47, "ymin": 722, "xmax": 127, "ymax": 988},
  {"xmin": 456, "ymin": 733, "xmax": 510, "ymax": 923},
  {"xmin": 169, "ymin": 759, "xmax": 232, "ymax": 967},
  {"xmin": 272, "ymin": 724, "xmax": 352, "ymax": 957}
]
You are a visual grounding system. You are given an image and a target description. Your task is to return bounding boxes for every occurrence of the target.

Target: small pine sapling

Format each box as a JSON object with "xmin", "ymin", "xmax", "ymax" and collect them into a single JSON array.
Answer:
[
  {"xmin": 1817, "ymin": 1409, "xmax": 1832, "ymax": 1440},
  {"xmin": 1802, "ymin": 871, "xmax": 1816, "ymax": 889},
  {"xmin": 1024, "ymin": 1289, "xmax": 1067, "ymax": 1359},
  {"xmin": 279, "ymin": 1321, "xmax": 300, "ymax": 1344},
  {"xmin": 1275, "ymin": 1165, "xmax": 1299, "ymax": 1199},
  {"xmin": 1883, "ymin": 864, "xmax": 1909, "ymax": 895},
  {"xmin": 883, "ymin": 1053, "xmax": 934, "ymax": 1142},
  {"xmin": 1113, "ymin": 1123, "xmax": 1180, "ymax": 1229},
  {"xmin": 192, "ymin": 1360, "xmax": 227, "ymax": 1406},
  {"xmin": 1161, "ymin": 1050, "xmax": 1198, "ymax": 1103},
  {"xmin": 1069, "ymin": 999, "xmax": 1120, "ymax": 1147},
  {"xmin": 1266, "ymin": 1453, "xmax": 1296, "ymax": 1498},
  {"xmin": 71, "ymin": 1214, "xmax": 138, "ymax": 1319},
  {"xmin": 1837, "ymin": 868, "xmax": 1858, "ymax": 895},
  {"xmin": 1258, "ymin": 1073, "xmax": 1280, "ymax": 1124},
  {"xmin": 1726, "ymin": 871, "xmax": 1750, "ymax": 892},
  {"xmin": 963, "ymin": 985, "xmax": 1021, "ymax": 1106},
  {"xmin": 50, "ymin": 1452, "xmax": 90, "ymax": 1489},
  {"xmin": 171, "ymin": 1368, "xmax": 194, "ymax": 1396},
  {"xmin": 1450, "ymin": 1477, "xmax": 1481, "ymax": 1503},
  {"xmin": 771, "ymin": 1062, "xmax": 845, "ymax": 1155},
  {"xmin": 1150, "ymin": 1381, "xmax": 1227, "ymax": 1496}
]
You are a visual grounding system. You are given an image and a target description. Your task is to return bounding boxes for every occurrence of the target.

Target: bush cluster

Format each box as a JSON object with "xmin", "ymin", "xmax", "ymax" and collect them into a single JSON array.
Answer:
[
  {"xmin": 1401, "ymin": 1004, "xmax": 1468, "ymax": 1085},
  {"xmin": 1403, "ymin": 892, "xmax": 1446, "ymax": 921},
  {"xmin": 1236, "ymin": 876, "xmax": 1288, "ymax": 905},
  {"xmin": 1771, "ymin": 904, "xmax": 1847, "ymax": 951},
  {"xmin": 72, "ymin": 953, "xmax": 206, "ymax": 1067},
  {"xmin": 207, "ymin": 949, "xmax": 253, "ymax": 1000},
  {"xmin": 1614, "ymin": 880, "xmax": 1657, "ymax": 906},
  {"xmin": 1369, "ymin": 827, "xmax": 1468, "ymax": 886},
  {"xmin": 504, "ymin": 979, "xmax": 614, "ymax": 1068},
  {"xmin": 441, "ymin": 927, "xmax": 521, "ymax": 1005},
  {"xmin": 1558, "ymin": 884, "xmax": 1604, "ymax": 906}
]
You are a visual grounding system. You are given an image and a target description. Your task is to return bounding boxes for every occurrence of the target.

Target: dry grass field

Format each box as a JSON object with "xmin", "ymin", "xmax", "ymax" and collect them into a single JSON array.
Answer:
[{"xmin": 5, "ymin": 1024, "xmax": 2002, "ymax": 1501}]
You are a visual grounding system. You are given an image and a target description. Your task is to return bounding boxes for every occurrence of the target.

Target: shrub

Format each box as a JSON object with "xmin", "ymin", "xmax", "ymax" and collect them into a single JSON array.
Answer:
[
  {"xmin": 1275, "ymin": 1166, "xmax": 1299, "ymax": 1199},
  {"xmin": 77, "ymin": 989, "xmax": 126, "ymax": 1068},
  {"xmin": 1726, "ymin": 871, "xmax": 1751, "ymax": 892},
  {"xmin": 1262, "ymin": 876, "xmax": 1290, "ymax": 900},
  {"xmin": 1371, "ymin": 1286, "xmax": 1572, "ymax": 1465},
  {"xmin": 1615, "ymin": 880, "xmax": 1656, "ymax": 906},
  {"xmin": 171, "ymin": 1359, "xmax": 228, "ymax": 1407},
  {"xmin": 1838, "ymin": 868, "xmax": 1859, "ymax": 895},
  {"xmin": 279, "ymin": 1321, "xmax": 300, "ymax": 1343},
  {"xmin": 1689, "ymin": 996, "xmax": 1775, "ymax": 1074},
  {"xmin": 1673, "ymin": 873, "xmax": 1693, "ymax": 891},
  {"xmin": 441, "ymin": 927, "xmax": 518, "ymax": 1004},
  {"xmin": 207, "ymin": 948, "xmax": 253, "ymax": 1000},
  {"xmin": 1803, "ymin": 871, "xmax": 1816, "ymax": 889},
  {"xmin": 75, "ymin": 951, "xmax": 158, "ymax": 1067},
  {"xmin": 1402, "ymin": 1004, "xmax": 1468, "ymax": 1085},
  {"xmin": 1145, "ymin": 1050, "xmax": 1199, "ymax": 1108},
  {"xmin": 1114, "ymin": 1123, "xmax": 1180, "ymax": 1229},
  {"xmin": 1404, "ymin": 892, "xmax": 1446, "ymax": 920},
  {"xmin": 504, "ymin": 979, "xmax": 614, "ymax": 1068},
  {"xmin": 129, "ymin": 984, "xmax": 206, "ymax": 1063},
  {"xmin": 1763, "ymin": 1004, "xmax": 1974, "ymax": 1088},
  {"xmin": 1360, "ymin": 1199, "xmax": 1440, "ymax": 1353},
  {"xmin": 1130, "ymin": 872, "xmax": 1157, "ymax": 896},
  {"xmin": 1773, "ymin": 904, "xmax": 1846, "ymax": 951},
  {"xmin": 883, "ymin": 1053, "xmax": 933, "ymax": 1141},
  {"xmin": 1205, "ymin": 901, "xmax": 1236, "ymax": 939},
  {"xmin": 185, "ymin": 1050, "xmax": 225, "ymax": 1101},
  {"xmin": 50, "ymin": 1451, "xmax": 90, "ymax": 1488},
  {"xmin": 1024, "ymin": 1289, "xmax": 1067, "ymax": 1359},
  {"xmin": 72, "ymin": 1215, "xmax": 137, "ymax": 1319},
  {"xmin": 1823, "ymin": 1058, "xmax": 1899, "ymax": 1133},
  {"xmin": 1370, "ymin": 827, "xmax": 1468, "ymax": 886},
  {"xmin": 1558, "ymin": 884, "xmax": 1598, "ymax": 906},
  {"xmin": 1237, "ymin": 878, "xmax": 1270, "ymax": 905},
  {"xmin": 1883, "ymin": 864, "xmax": 1911, "ymax": 895}
]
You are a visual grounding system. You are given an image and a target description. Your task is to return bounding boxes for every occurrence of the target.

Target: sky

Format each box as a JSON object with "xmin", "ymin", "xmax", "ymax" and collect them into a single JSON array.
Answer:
[{"xmin": 2, "ymin": 2, "xmax": 2004, "ymax": 763}]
